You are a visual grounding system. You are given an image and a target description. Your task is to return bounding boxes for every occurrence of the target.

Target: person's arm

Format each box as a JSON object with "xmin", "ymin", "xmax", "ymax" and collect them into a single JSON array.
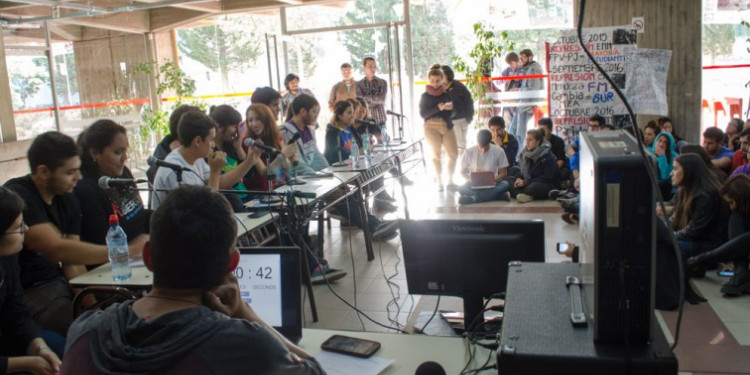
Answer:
[
  {"xmin": 460, "ymin": 151, "xmax": 471, "ymax": 180},
  {"xmin": 675, "ymin": 194, "xmax": 719, "ymax": 241},
  {"xmin": 655, "ymin": 155, "xmax": 671, "ymax": 180},
  {"xmin": 75, "ymin": 183, "xmax": 110, "ymax": 244},
  {"xmin": 324, "ymin": 126, "xmax": 341, "ymax": 165},
  {"xmin": 219, "ymin": 148, "xmax": 259, "ymax": 189},
  {"xmin": 712, "ymin": 156, "xmax": 732, "ymax": 171},
  {"xmin": 528, "ymin": 155, "xmax": 559, "ymax": 185},
  {"xmin": 507, "ymin": 136, "xmax": 519, "ymax": 164},
  {"xmin": 419, "ymin": 95, "xmax": 440, "ymax": 120},
  {"xmin": 207, "ymin": 151, "xmax": 227, "ymax": 190},
  {"xmin": 496, "ymin": 167, "xmax": 508, "ymax": 181},
  {"xmin": 24, "ymin": 224, "xmax": 108, "ymax": 264}
]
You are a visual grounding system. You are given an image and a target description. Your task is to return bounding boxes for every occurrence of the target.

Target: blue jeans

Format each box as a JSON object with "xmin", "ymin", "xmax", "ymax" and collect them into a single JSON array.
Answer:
[
  {"xmin": 509, "ymin": 106, "xmax": 534, "ymax": 156},
  {"xmin": 458, "ymin": 180, "xmax": 511, "ymax": 203}
]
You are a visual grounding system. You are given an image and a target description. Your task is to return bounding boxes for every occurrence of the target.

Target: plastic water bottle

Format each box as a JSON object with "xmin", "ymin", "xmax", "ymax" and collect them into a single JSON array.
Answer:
[
  {"xmin": 362, "ymin": 134, "xmax": 371, "ymax": 157},
  {"xmin": 381, "ymin": 124, "xmax": 389, "ymax": 146},
  {"xmin": 350, "ymin": 142, "xmax": 359, "ymax": 168},
  {"xmin": 106, "ymin": 214, "xmax": 131, "ymax": 282}
]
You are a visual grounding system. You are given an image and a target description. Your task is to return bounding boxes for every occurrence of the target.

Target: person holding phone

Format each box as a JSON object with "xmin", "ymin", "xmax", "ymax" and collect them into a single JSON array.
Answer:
[
  {"xmin": 61, "ymin": 186, "xmax": 325, "ymax": 374},
  {"xmin": 420, "ymin": 63, "xmax": 458, "ymax": 192}
]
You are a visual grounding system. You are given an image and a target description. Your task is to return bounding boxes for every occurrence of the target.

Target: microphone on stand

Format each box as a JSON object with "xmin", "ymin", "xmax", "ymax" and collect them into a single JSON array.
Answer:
[
  {"xmin": 414, "ymin": 361, "xmax": 446, "ymax": 375},
  {"xmin": 355, "ymin": 119, "xmax": 377, "ymax": 126},
  {"xmin": 147, "ymin": 156, "xmax": 188, "ymax": 172},
  {"xmin": 245, "ymin": 138, "xmax": 281, "ymax": 156},
  {"xmin": 386, "ymin": 110, "xmax": 406, "ymax": 118},
  {"xmin": 98, "ymin": 176, "xmax": 146, "ymax": 189}
]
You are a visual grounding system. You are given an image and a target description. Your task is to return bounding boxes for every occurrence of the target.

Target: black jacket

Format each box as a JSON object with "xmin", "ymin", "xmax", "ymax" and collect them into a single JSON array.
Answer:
[
  {"xmin": 419, "ymin": 92, "xmax": 454, "ymax": 130},
  {"xmin": 525, "ymin": 152, "xmax": 562, "ymax": 187},
  {"xmin": 674, "ymin": 191, "xmax": 727, "ymax": 246},
  {"xmin": 445, "ymin": 80, "xmax": 474, "ymax": 123}
]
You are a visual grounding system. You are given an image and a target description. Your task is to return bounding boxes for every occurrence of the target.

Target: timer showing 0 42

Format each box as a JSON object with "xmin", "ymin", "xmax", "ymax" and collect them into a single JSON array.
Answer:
[{"xmin": 234, "ymin": 266, "xmax": 273, "ymax": 280}]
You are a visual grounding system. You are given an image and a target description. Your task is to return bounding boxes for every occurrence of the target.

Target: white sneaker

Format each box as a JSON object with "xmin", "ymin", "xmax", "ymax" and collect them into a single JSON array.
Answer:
[{"xmin": 516, "ymin": 193, "xmax": 534, "ymax": 203}]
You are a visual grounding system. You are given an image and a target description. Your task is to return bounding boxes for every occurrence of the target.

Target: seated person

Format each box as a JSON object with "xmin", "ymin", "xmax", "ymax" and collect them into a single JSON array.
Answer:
[
  {"xmin": 731, "ymin": 128, "xmax": 750, "ymax": 173},
  {"xmin": 688, "ymin": 175, "xmax": 750, "ymax": 295},
  {"xmin": 680, "ymin": 144, "xmax": 728, "ymax": 184},
  {"xmin": 642, "ymin": 120, "xmax": 659, "ymax": 148},
  {"xmin": 725, "ymin": 118, "xmax": 743, "ymax": 151},
  {"xmin": 152, "ymin": 111, "xmax": 228, "ymax": 209},
  {"xmin": 239, "ymin": 87, "xmax": 282, "ymax": 135},
  {"xmin": 242, "ymin": 103, "xmax": 297, "ymax": 192},
  {"xmin": 4, "ymin": 132, "xmax": 144, "ymax": 335},
  {"xmin": 146, "ymin": 105, "xmax": 203, "ymax": 184},
  {"xmin": 489, "ymin": 116, "xmax": 518, "ymax": 168},
  {"xmin": 0, "ymin": 187, "xmax": 62, "ymax": 375},
  {"xmin": 60, "ymin": 186, "xmax": 324, "ymax": 374},
  {"xmin": 280, "ymin": 94, "xmax": 330, "ymax": 177},
  {"xmin": 507, "ymin": 129, "xmax": 561, "ymax": 203},
  {"xmin": 666, "ymin": 154, "xmax": 727, "ymax": 259},
  {"xmin": 703, "ymin": 126, "xmax": 734, "ymax": 176},
  {"xmin": 732, "ymin": 141, "xmax": 750, "ymax": 178},
  {"xmin": 536, "ymin": 117, "xmax": 568, "ymax": 178},
  {"xmin": 457, "ymin": 129, "xmax": 510, "ymax": 205},
  {"xmin": 209, "ymin": 105, "xmax": 263, "ymax": 211},
  {"xmin": 75, "ymin": 120, "xmax": 150, "ymax": 248},
  {"xmin": 647, "ymin": 131, "xmax": 678, "ymax": 199}
]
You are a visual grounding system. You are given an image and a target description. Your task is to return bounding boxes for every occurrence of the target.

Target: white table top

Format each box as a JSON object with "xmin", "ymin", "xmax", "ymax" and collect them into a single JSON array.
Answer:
[{"xmin": 299, "ymin": 328, "xmax": 492, "ymax": 375}]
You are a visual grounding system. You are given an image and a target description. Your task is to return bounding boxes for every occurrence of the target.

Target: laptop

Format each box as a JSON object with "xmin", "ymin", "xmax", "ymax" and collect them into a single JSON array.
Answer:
[
  {"xmin": 236, "ymin": 247, "xmax": 302, "ymax": 343},
  {"xmin": 470, "ymin": 171, "xmax": 496, "ymax": 189}
]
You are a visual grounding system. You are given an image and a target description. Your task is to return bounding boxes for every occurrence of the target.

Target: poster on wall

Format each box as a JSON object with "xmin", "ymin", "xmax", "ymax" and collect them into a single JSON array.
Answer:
[
  {"xmin": 548, "ymin": 26, "xmax": 637, "ymax": 139},
  {"xmin": 624, "ymin": 48, "xmax": 671, "ymax": 116}
]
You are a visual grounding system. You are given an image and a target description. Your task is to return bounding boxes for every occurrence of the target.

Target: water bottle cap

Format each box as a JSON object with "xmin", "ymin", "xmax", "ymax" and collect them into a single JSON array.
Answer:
[{"xmin": 108, "ymin": 214, "xmax": 119, "ymax": 226}]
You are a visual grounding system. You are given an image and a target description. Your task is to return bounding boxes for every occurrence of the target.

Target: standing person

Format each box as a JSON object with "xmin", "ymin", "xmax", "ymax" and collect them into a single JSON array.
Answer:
[
  {"xmin": 508, "ymin": 49, "xmax": 544, "ymax": 154},
  {"xmin": 488, "ymin": 116, "xmax": 518, "ymax": 167},
  {"xmin": 152, "ymin": 112, "xmax": 228, "ymax": 209},
  {"xmin": 500, "ymin": 52, "xmax": 523, "ymax": 125},
  {"xmin": 0, "ymin": 187, "xmax": 62, "ymax": 375},
  {"xmin": 457, "ymin": 129, "xmax": 510, "ymax": 205},
  {"xmin": 420, "ymin": 64, "xmax": 458, "ymax": 192},
  {"xmin": 60, "ymin": 186, "xmax": 325, "ymax": 375},
  {"xmin": 4, "ymin": 132, "xmax": 144, "ymax": 336},
  {"xmin": 667, "ymin": 154, "xmax": 726, "ymax": 259},
  {"xmin": 75, "ymin": 120, "xmax": 150, "ymax": 247},
  {"xmin": 328, "ymin": 63, "xmax": 357, "ymax": 111},
  {"xmin": 442, "ymin": 65, "xmax": 474, "ymax": 156},
  {"xmin": 356, "ymin": 57, "xmax": 389, "ymax": 129},
  {"xmin": 507, "ymin": 129, "xmax": 561, "ymax": 203},
  {"xmin": 281, "ymin": 73, "xmax": 315, "ymax": 120}
]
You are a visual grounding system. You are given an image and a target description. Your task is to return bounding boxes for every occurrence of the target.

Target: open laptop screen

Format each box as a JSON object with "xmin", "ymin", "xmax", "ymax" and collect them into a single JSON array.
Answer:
[{"xmin": 236, "ymin": 247, "xmax": 302, "ymax": 342}]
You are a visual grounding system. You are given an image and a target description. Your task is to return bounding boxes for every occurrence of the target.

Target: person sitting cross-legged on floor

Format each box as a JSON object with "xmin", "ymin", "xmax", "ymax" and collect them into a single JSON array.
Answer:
[
  {"xmin": 507, "ymin": 129, "xmax": 562, "ymax": 203},
  {"xmin": 457, "ymin": 129, "xmax": 510, "ymax": 205}
]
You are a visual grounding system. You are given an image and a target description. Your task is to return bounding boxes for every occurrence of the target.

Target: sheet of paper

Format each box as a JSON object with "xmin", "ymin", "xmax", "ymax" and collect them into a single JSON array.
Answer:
[{"xmin": 314, "ymin": 350, "xmax": 393, "ymax": 375}]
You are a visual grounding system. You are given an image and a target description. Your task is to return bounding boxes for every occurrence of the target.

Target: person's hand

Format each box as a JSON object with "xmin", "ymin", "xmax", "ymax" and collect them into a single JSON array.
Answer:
[
  {"xmin": 22, "ymin": 355, "xmax": 58, "ymax": 375},
  {"xmin": 444, "ymin": 102, "xmax": 454, "ymax": 111},
  {"xmin": 205, "ymin": 273, "xmax": 260, "ymax": 321},
  {"xmin": 231, "ymin": 130, "xmax": 243, "ymax": 152},
  {"xmin": 38, "ymin": 347, "xmax": 61, "ymax": 374},
  {"xmin": 514, "ymin": 178, "xmax": 524, "ymax": 188},
  {"xmin": 281, "ymin": 143, "xmax": 297, "ymax": 160},
  {"xmin": 209, "ymin": 150, "xmax": 227, "ymax": 171},
  {"xmin": 654, "ymin": 143, "xmax": 665, "ymax": 156},
  {"xmin": 128, "ymin": 234, "xmax": 148, "ymax": 258},
  {"xmin": 561, "ymin": 241, "xmax": 577, "ymax": 258},
  {"xmin": 656, "ymin": 205, "xmax": 664, "ymax": 217},
  {"xmin": 437, "ymin": 103, "xmax": 448, "ymax": 111}
]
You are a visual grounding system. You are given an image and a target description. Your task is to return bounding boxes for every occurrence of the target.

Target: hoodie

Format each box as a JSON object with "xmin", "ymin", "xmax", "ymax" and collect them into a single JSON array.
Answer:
[
  {"xmin": 647, "ymin": 131, "xmax": 677, "ymax": 181},
  {"xmin": 280, "ymin": 121, "xmax": 329, "ymax": 176},
  {"xmin": 61, "ymin": 302, "xmax": 324, "ymax": 375}
]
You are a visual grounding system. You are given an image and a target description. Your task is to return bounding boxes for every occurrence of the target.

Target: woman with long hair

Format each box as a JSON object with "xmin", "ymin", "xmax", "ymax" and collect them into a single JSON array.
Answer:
[
  {"xmin": 324, "ymin": 100, "xmax": 360, "ymax": 165},
  {"xmin": 0, "ymin": 187, "xmax": 62, "ymax": 374},
  {"xmin": 688, "ymin": 174, "xmax": 750, "ymax": 295},
  {"xmin": 668, "ymin": 153, "xmax": 727, "ymax": 259},
  {"xmin": 243, "ymin": 103, "xmax": 297, "ymax": 191},
  {"xmin": 75, "ymin": 120, "xmax": 149, "ymax": 247},
  {"xmin": 420, "ymin": 63, "xmax": 458, "ymax": 191}
]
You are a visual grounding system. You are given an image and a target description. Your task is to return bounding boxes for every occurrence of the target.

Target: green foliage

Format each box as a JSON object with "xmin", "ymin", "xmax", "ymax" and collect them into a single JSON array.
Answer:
[
  {"xmin": 703, "ymin": 24, "xmax": 735, "ymax": 64},
  {"xmin": 453, "ymin": 22, "xmax": 512, "ymax": 127},
  {"xmin": 338, "ymin": 0, "xmax": 455, "ymax": 79},
  {"xmin": 177, "ymin": 20, "xmax": 263, "ymax": 91},
  {"xmin": 135, "ymin": 61, "xmax": 202, "ymax": 141},
  {"xmin": 9, "ymin": 73, "xmax": 44, "ymax": 109},
  {"xmin": 32, "ymin": 55, "xmax": 79, "ymax": 106}
]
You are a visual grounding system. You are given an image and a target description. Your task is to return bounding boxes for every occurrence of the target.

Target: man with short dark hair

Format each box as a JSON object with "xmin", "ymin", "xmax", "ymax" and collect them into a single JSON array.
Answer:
[
  {"xmin": 329, "ymin": 63, "xmax": 357, "ymax": 111},
  {"xmin": 731, "ymin": 128, "xmax": 750, "ymax": 172},
  {"xmin": 457, "ymin": 129, "xmax": 510, "ymax": 205},
  {"xmin": 703, "ymin": 127, "xmax": 734, "ymax": 174},
  {"xmin": 280, "ymin": 94, "xmax": 329, "ymax": 176},
  {"xmin": 488, "ymin": 116, "xmax": 518, "ymax": 167},
  {"xmin": 60, "ymin": 186, "xmax": 324, "ymax": 375},
  {"xmin": 4, "ymin": 132, "xmax": 145, "ymax": 335},
  {"xmin": 250, "ymin": 86, "xmax": 282, "ymax": 121},
  {"xmin": 152, "ymin": 111, "xmax": 227, "ymax": 209},
  {"xmin": 356, "ymin": 57, "xmax": 388, "ymax": 127},
  {"xmin": 537, "ymin": 117, "xmax": 567, "ymax": 170},
  {"xmin": 146, "ymin": 105, "xmax": 203, "ymax": 183},
  {"xmin": 589, "ymin": 114, "xmax": 605, "ymax": 129}
]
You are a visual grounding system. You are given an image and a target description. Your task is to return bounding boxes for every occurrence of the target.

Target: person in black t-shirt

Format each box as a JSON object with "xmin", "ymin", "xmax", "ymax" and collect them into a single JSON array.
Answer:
[
  {"xmin": 75, "ymin": 120, "xmax": 150, "ymax": 248},
  {"xmin": 3, "ymin": 131, "xmax": 146, "ymax": 336},
  {"xmin": 0, "ymin": 187, "xmax": 62, "ymax": 375},
  {"xmin": 537, "ymin": 117, "xmax": 569, "ymax": 182}
]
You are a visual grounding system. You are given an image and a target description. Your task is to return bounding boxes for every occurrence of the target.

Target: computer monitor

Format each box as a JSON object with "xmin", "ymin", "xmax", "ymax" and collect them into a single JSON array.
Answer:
[
  {"xmin": 236, "ymin": 247, "xmax": 302, "ymax": 343},
  {"xmin": 400, "ymin": 219, "xmax": 545, "ymax": 331}
]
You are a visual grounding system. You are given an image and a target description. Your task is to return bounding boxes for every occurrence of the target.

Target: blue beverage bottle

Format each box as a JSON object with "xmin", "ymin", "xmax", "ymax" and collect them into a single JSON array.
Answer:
[{"xmin": 106, "ymin": 214, "xmax": 132, "ymax": 282}]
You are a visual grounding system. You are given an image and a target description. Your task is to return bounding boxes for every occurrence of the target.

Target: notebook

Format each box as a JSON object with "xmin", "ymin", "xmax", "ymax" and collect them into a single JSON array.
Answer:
[{"xmin": 470, "ymin": 171, "xmax": 496, "ymax": 189}]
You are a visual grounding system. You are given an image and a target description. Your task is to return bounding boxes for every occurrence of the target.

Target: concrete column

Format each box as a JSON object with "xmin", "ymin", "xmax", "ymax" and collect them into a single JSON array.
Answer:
[{"xmin": 0, "ymin": 31, "xmax": 18, "ymax": 143}]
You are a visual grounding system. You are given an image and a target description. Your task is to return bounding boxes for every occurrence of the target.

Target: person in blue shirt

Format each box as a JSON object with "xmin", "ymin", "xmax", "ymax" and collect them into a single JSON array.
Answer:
[{"xmin": 703, "ymin": 127, "xmax": 734, "ymax": 176}]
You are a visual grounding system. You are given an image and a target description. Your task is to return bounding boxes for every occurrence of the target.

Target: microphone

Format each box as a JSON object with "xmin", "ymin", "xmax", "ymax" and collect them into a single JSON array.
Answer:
[
  {"xmin": 414, "ymin": 361, "xmax": 445, "ymax": 375},
  {"xmin": 355, "ymin": 119, "xmax": 377, "ymax": 126},
  {"xmin": 147, "ymin": 156, "xmax": 188, "ymax": 172},
  {"xmin": 98, "ymin": 176, "xmax": 146, "ymax": 189},
  {"xmin": 386, "ymin": 110, "xmax": 405, "ymax": 118},
  {"xmin": 287, "ymin": 132, "xmax": 302, "ymax": 145},
  {"xmin": 244, "ymin": 138, "xmax": 281, "ymax": 156}
]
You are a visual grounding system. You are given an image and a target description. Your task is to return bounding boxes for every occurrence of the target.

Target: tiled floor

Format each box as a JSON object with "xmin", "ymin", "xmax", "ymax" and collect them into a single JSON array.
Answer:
[{"xmin": 302, "ymin": 167, "xmax": 750, "ymax": 374}]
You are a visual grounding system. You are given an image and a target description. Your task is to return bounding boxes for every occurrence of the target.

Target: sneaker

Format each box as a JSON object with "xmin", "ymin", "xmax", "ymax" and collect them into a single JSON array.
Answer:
[
  {"xmin": 516, "ymin": 193, "xmax": 534, "ymax": 203},
  {"xmin": 557, "ymin": 191, "xmax": 578, "ymax": 201},
  {"xmin": 311, "ymin": 266, "xmax": 347, "ymax": 285},
  {"xmin": 548, "ymin": 189, "xmax": 566, "ymax": 199},
  {"xmin": 561, "ymin": 213, "xmax": 579, "ymax": 225},
  {"xmin": 372, "ymin": 220, "xmax": 398, "ymax": 238},
  {"xmin": 446, "ymin": 183, "xmax": 459, "ymax": 191},
  {"xmin": 373, "ymin": 230, "xmax": 399, "ymax": 242},
  {"xmin": 720, "ymin": 265, "xmax": 750, "ymax": 295},
  {"xmin": 374, "ymin": 200, "xmax": 398, "ymax": 213},
  {"xmin": 458, "ymin": 195, "xmax": 476, "ymax": 205}
]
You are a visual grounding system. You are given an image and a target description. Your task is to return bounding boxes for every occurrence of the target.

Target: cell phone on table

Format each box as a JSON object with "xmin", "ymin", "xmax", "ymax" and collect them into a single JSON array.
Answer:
[
  {"xmin": 556, "ymin": 242, "xmax": 570, "ymax": 253},
  {"xmin": 321, "ymin": 335, "xmax": 381, "ymax": 358}
]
